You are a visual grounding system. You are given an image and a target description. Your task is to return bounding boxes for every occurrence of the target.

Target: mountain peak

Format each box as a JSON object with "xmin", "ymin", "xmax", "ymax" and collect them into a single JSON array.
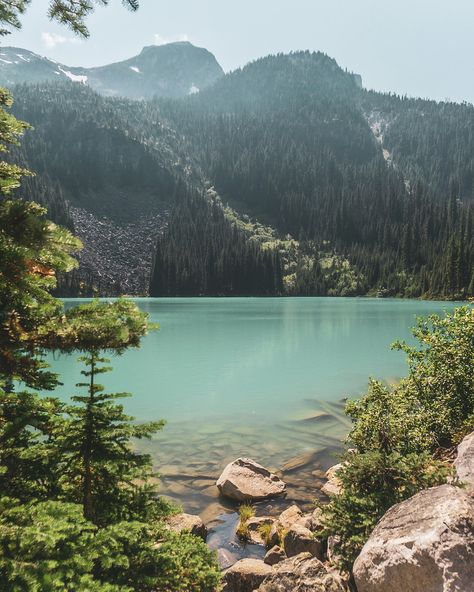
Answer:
[{"xmin": 0, "ymin": 43, "xmax": 224, "ymax": 99}]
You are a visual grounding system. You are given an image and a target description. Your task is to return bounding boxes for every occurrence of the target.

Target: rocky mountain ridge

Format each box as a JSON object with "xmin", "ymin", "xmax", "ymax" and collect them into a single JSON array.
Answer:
[{"xmin": 0, "ymin": 42, "xmax": 224, "ymax": 99}]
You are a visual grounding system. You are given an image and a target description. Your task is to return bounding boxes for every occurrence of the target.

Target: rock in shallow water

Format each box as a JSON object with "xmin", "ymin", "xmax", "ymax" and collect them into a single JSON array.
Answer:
[
  {"xmin": 353, "ymin": 484, "xmax": 474, "ymax": 592},
  {"xmin": 216, "ymin": 458, "xmax": 286, "ymax": 502}
]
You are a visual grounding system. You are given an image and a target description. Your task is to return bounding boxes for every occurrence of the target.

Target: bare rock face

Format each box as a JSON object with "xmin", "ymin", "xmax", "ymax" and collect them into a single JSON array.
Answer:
[
  {"xmin": 256, "ymin": 552, "xmax": 348, "ymax": 592},
  {"xmin": 284, "ymin": 523, "xmax": 323, "ymax": 559},
  {"xmin": 223, "ymin": 558, "xmax": 272, "ymax": 592},
  {"xmin": 264, "ymin": 545, "xmax": 286, "ymax": 566},
  {"xmin": 454, "ymin": 431, "xmax": 474, "ymax": 495},
  {"xmin": 321, "ymin": 463, "xmax": 343, "ymax": 497},
  {"xmin": 353, "ymin": 484, "xmax": 474, "ymax": 592},
  {"xmin": 166, "ymin": 512, "xmax": 207, "ymax": 540},
  {"xmin": 216, "ymin": 458, "xmax": 286, "ymax": 502}
]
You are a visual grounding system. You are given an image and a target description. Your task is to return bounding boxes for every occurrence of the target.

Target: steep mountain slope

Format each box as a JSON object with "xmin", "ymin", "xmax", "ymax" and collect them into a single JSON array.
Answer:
[
  {"xmin": 6, "ymin": 50, "xmax": 474, "ymax": 298},
  {"xmin": 0, "ymin": 42, "xmax": 224, "ymax": 99},
  {"xmin": 155, "ymin": 51, "xmax": 474, "ymax": 298},
  {"xmin": 9, "ymin": 82, "xmax": 276, "ymax": 295}
]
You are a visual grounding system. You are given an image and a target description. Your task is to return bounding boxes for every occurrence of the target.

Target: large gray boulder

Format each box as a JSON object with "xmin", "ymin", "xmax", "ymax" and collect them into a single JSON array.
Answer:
[
  {"xmin": 166, "ymin": 512, "xmax": 207, "ymax": 540},
  {"xmin": 223, "ymin": 558, "xmax": 272, "ymax": 592},
  {"xmin": 454, "ymin": 431, "xmax": 474, "ymax": 495},
  {"xmin": 216, "ymin": 458, "xmax": 286, "ymax": 502},
  {"xmin": 256, "ymin": 552, "xmax": 348, "ymax": 592},
  {"xmin": 353, "ymin": 484, "xmax": 474, "ymax": 592}
]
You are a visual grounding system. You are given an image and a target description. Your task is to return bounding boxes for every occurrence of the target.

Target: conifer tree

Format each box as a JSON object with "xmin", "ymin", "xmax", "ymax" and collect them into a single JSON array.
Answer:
[{"xmin": 58, "ymin": 350, "xmax": 164, "ymax": 525}]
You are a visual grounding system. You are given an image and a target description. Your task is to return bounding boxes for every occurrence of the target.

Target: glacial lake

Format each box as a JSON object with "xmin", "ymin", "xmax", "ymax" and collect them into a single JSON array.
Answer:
[{"xmin": 49, "ymin": 297, "xmax": 459, "ymax": 522}]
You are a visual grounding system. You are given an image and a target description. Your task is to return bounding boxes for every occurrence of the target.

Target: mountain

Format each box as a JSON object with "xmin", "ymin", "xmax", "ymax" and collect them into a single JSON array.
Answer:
[
  {"xmin": 6, "ymin": 50, "xmax": 474, "ymax": 299},
  {"xmin": 0, "ymin": 42, "xmax": 224, "ymax": 99}
]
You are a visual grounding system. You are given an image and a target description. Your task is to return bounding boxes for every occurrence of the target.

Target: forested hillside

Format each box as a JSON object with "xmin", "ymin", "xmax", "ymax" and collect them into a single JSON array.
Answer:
[
  {"xmin": 156, "ymin": 51, "xmax": 474, "ymax": 298},
  {"xmin": 8, "ymin": 49, "xmax": 474, "ymax": 298}
]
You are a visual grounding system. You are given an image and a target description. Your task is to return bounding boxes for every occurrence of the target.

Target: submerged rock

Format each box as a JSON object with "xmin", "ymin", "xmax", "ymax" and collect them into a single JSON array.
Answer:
[
  {"xmin": 223, "ymin": 558, "xmax": 272, "ymax": 592},
  {"xmin": 454, "ymin": 430, "xmax": 474, "ymax": 495},
  {"xmin": 216, "ymin": 458, "xmax": 286, "ymax": 502},
  {"xmin": 166, "ymin": 512, "xmax": 207, "ymax": 540},
  {"xmin": 353, "ymin": 484, "xmax": 474, "ymax": 592},
  {"xmin": 256, "ymin": 552, "xmax": 347, "ymax": 592}
]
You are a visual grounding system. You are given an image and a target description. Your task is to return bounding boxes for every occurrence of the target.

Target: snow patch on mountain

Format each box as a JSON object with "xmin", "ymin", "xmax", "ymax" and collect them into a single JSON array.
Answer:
[
  {"xmin": 58, "ymin": 66, "xmax": 88, "ymax": 84},
  {"xmin": 189, "ymin": 84, "xmax": 199, "ymax": 94}
]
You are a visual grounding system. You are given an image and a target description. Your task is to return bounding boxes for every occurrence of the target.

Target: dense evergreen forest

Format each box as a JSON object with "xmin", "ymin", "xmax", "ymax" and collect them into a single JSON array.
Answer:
[{"xmin": 8, "ymin": 50, "xmax": 474, "ymax": 298}]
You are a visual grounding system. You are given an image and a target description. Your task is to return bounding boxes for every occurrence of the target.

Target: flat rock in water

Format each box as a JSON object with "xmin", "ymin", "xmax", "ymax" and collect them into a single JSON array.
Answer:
[
  {"xmin": 216, "ymin": 458, "xmax": 286, "ymax": 502},
  {"xmin": 353, "ymin": 484, "xmax": 474, "ymax": 592},
  {"xmin": 454, "ymin": 430, "xmax": 474, "ymax": 495}
]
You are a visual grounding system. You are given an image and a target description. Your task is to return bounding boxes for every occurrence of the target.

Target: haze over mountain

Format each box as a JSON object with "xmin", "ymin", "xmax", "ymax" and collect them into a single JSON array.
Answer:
[
  {"xmin": 5, "ymin": 44, "xmax": 474, "ymax": 299},
  {"xmin": 0, "ymin": 42, "xmax": 224, "ymax": 99}
]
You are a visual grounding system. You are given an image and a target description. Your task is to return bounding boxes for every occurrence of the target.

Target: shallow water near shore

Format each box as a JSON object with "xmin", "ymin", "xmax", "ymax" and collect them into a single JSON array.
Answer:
[{"xmin": 50, "ymin": 297, "xmax": 459, "ymax": 527}]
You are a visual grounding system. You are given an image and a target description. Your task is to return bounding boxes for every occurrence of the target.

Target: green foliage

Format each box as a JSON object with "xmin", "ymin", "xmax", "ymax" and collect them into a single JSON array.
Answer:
[
  {"xmin": 0, "ymin": 1, "xmax": 138, "ymax": 38},
  {"xmin": 0, "ymin": 389, "xmax": 64, "ymax": 502},
  {"xmin": 236, "ymin": 503, "xmax": 255, "ymax": 539},
  {"xmin": 238, "ymin": 504, "xmax": 255, "ymax": 522},
  {"xmin": 320, "ymin": 307, "xmax": 473, "ymax": 571},
  {"xmin": 257, "ymin": 521, "xmax": 273, "ymax": 547},
  {"xmin": 393, "ymin": 306, "xmax": 474, "ymax": 446},
  {"xmin": 0, "ymin": 499, "xmax": 221, "ymax": 592},
  {"xmin": 42, "ymin": 298, "xmax": 154, "ymax": 353},
  {"xmin": 319, "ymin": 452, "xmax": 449, "ymax": 570},
  {"xmin": 56, "ymin": 350, "xmax": 164, "ymax": 525},
  {"xmin": 0, "ymin": 89, "xmax": 82, "ymax": 390},
  {"xmin": 96, "ymin": 523, "xmax": 221, "ymax": 592},
  {"xmin": 0, "ymin": 498, "xmax": 123, "ymax": 592}
]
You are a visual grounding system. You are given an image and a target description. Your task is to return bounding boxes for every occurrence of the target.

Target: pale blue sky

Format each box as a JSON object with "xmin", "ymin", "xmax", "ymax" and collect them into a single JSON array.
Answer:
[{"xmin": 4, "ymin": 0, "xmax": 474, "ymax": 103}]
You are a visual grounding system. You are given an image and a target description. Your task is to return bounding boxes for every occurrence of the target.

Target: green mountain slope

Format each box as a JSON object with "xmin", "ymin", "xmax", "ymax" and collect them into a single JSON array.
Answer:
[{"xmin": 7, "ymin": 50, "xmax": 474, "ymax": 299}]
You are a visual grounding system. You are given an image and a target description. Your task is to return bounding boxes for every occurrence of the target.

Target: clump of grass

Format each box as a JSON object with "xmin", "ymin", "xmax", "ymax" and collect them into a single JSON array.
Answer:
[
  {"xmin": 236, "ymin": 504, "xmax": 255, "ymax": 540},
  {"xmin": 257, "ymin": 522, "xmax": 273, "ymax": 547}
]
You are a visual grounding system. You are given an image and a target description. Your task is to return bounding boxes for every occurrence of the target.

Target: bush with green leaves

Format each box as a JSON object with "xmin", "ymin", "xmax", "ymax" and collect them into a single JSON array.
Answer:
[
  {"xmin": 0, "ymin": 498, "xmax": 221, "ymax": 592},
  {"xmin": 320, "ymin": 306, "xmax": 473, "ymax": 571}
]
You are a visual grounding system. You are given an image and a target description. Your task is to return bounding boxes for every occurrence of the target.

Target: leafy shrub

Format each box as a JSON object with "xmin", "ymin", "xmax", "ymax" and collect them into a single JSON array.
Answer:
[
  {"xmin": 319, "ymin": 451, "xmax": 450, "ymax": 569},
  {"xmin": 0, "ymin": 499, "xmax": 221, "ymax": 592},
  {"xmin": 320, "ymin": 307, "xmax": 473, "ymax": 571}
]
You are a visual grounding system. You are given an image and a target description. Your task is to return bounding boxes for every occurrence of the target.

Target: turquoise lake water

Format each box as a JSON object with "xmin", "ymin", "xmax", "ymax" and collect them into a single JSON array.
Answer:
[
  {"xmin": 49, "ymin": 297, "xmax": 459, "ymax": 516},
  {"xmin": 54, "ymin": 297, "xmax": 457, "ymax": 423}
]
